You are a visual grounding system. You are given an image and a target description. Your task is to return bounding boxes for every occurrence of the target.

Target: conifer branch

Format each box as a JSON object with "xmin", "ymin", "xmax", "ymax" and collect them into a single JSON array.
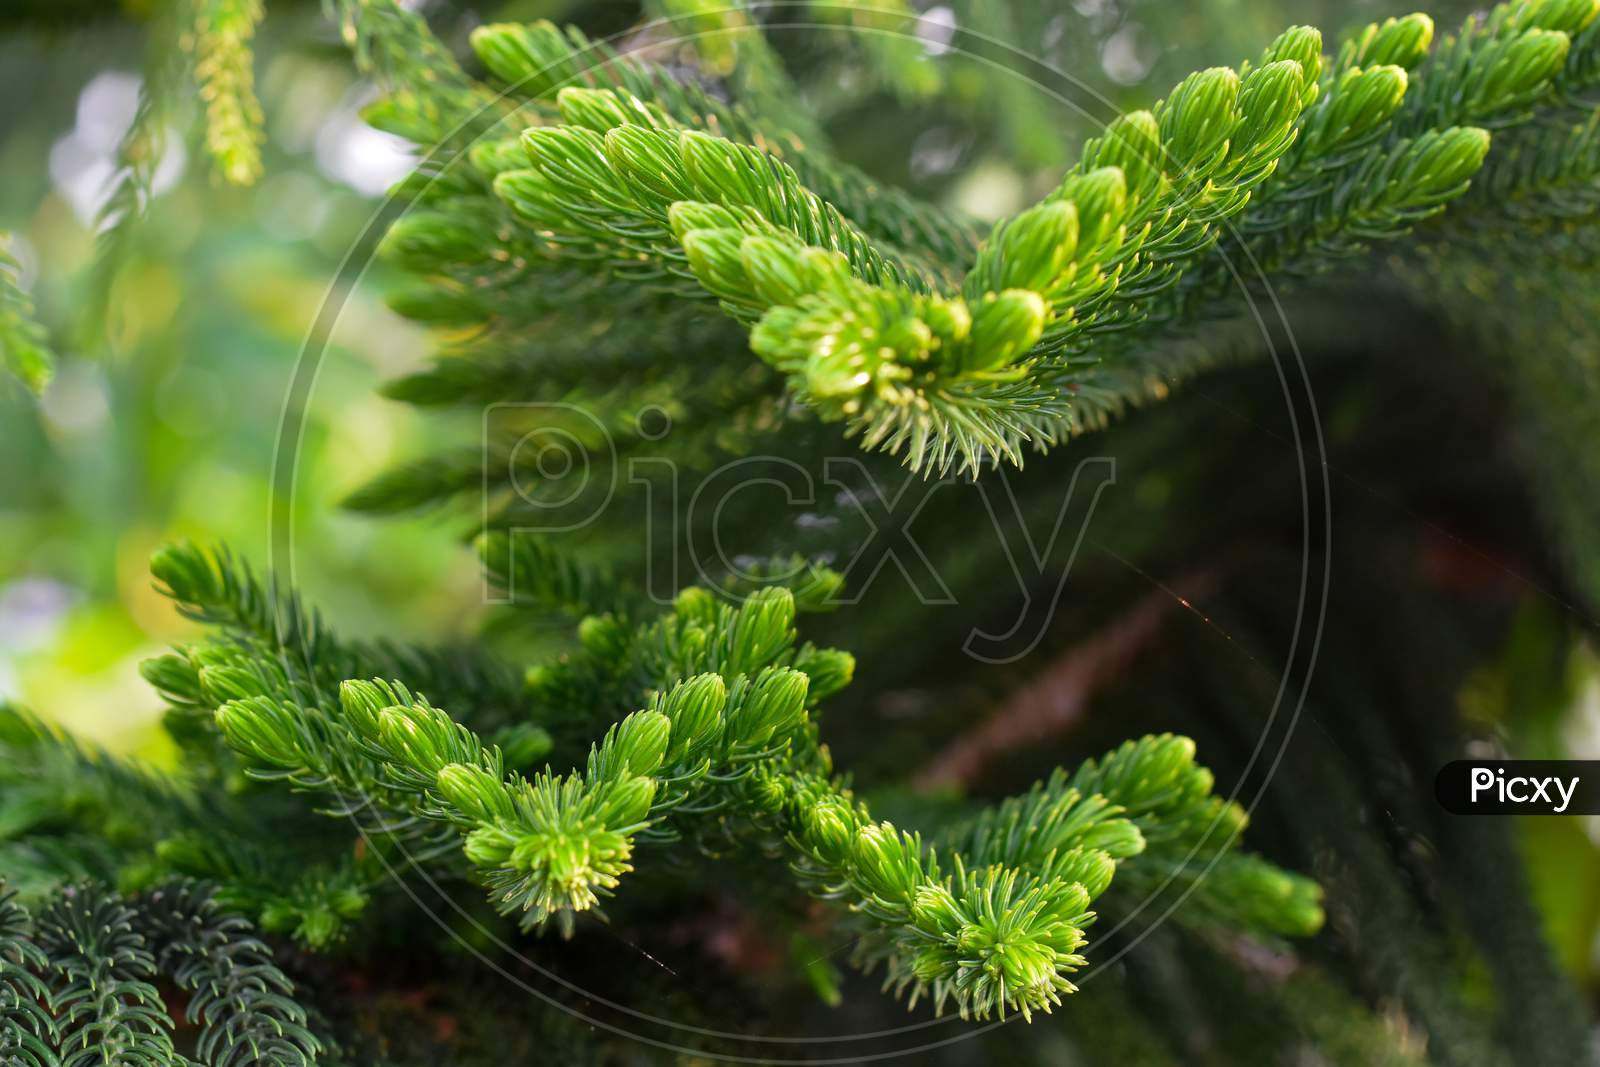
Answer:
[
  {"xmin": 1137, "ymin": 0, "xmax": 1596, "ymax": 384},
  {"xmin": 1066, "ymin": 736, "xmax": 1323, "ymax": 938},
  {"xmin": 152, "ymin": 833, "xmax": 374, "ymax": 950},
  {"xmin": 461, "ymin": 25, "xmax": 1322, "ymax": 473},
  {"xmin": 769, "ymin": 768, "xmax": 1109, "ymax": 1020},
  {"xmin": 326, "ymin": 0, "xmax": 499, "ymax": 141},
  {"xmin": 208, "ymin": 571, "xmax": 1318, "ymax": 1021},
  {"xmin": 0, "ymin": 879, "xmax": 321, "ymax": 1065},
  {"xmin": 367, "ymin": 3, "xmax": 1600, "ymax": 479},
  {"xmin": 35, "ymin": 885, "xmax": 178, "ymax": 1067},
  {"xmin": 139, "ymin": 879, "xmax": 321, "ymax": 1066},
  {"xmin": 86, "ymin": 1, "xmax": 184, "ymax": 325},
  {"xmin": 1435, "ymin": 109, "xmax": 1600, "ymax": 263},
  {"xmin": 468, "ymin": 20, "xmax": 980, "ymax": 267},
  {"xmin": 375, "ymin": 300, "xmax": 742, "ymax": 406},
  {"xmin": 150, "ymin": 542, "xmax": 526, "ymax": 731},
  {"xmin": 0, "ymin": 704, "xmax": 196, "ymax": 856},
  {"xmin": 0, "ymin": 888, "xmax": 55, "ymax": 1066},
  {"xmin": 478, "ymin": 532, "xmax": 629, "ymax": 620},
  {"xmin": 498, "ymin": 116, "xmax": 932, "ymax": 292},
  {"xmin": 0, "ymin": 700, "xmax": 373, "ymax": 950}
]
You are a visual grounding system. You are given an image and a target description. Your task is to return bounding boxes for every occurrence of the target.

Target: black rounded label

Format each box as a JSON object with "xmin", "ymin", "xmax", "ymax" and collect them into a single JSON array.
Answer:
[{"xmin": 1436, "ymin": 760, "xmax": 1600, "ymax": 815}]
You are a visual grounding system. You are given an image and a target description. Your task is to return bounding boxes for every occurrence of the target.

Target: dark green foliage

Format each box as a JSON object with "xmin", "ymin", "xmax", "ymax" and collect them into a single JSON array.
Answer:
[
  {"xmin": 0, "ymin": 880, "xmax": 320, "ymax": 1066},
  {"xmin": 35, "ymin": 884, "xmax": 177, "ymax": 1066},
  {"xmin": 0, "ymin": 889, "xmax": 55, "ymax": 1066},
  {"xmin": 140, "ymin": 879, "xmax": 320, "ymax": 1066}
]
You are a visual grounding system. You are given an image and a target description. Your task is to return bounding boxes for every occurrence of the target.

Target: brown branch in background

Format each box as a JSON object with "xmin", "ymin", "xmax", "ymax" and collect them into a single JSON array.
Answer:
[{"xmin": 913, "ymin": 568, "xmax": 1223, "ymax": 792}]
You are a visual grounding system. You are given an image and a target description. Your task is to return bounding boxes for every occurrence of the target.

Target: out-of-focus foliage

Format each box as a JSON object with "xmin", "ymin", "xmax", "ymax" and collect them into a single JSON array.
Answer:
[
  {"xmin": 0, "ymin": 7, "xmax": 474, "ymax": 754},
  {"xmin": 0, "ymin": 234, "xmax": 55, "ymax": 394}
]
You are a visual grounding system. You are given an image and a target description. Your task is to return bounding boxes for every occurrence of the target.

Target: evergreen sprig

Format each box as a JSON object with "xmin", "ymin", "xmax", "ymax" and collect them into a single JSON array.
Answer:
[
  {"xmin": 1164, "ymin": 0, "xmax": 1597, "ymax": 327},
  {"xmin": 150, "ymin": 541, "xmax": 527, "ymax": 732},
  {"xmin": 0, "ymin": 704, "xmax": 194, "ymax": 865},
  {"xmin": 468, "ymin": 19, "xmax": 980, "ymax": 267},
  {"xmin": 103, "ymin": 0, "xmax": 1600, "ymax": 487},
  {"xmin": 35, "ymin": 884, "xmax": 178, "ymax": 1066},
  {"xmin": 0, "ymin": 700, "xmax": 374, "ymax": 952},
  {"xmin": 0, "ymin": 879, "xmax": 321, "ymax": 1067},
  {"xmin": 140, "ymin": 879, "xmax": 321, "ymax": 1066},
  {"xmin": 469, "ymin": 26, "xmax": 1321, "ymax": 472},
  {"xmin": 0, "ymin": 889, "xmax": 55, "ymax": 1066},
  {"xmin": 356, "ymin": 1, "xmax": 1600, "ymax": 482},
  {"xmin": 205, "ymin": 565, "xmax": 1319, "ymax": 1021}
]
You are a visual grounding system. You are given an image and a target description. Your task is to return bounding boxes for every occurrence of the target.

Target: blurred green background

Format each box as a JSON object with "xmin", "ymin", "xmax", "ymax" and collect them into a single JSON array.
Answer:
[{"xmin": 0, "ymin": 4, "xmax": 482, "ymax": 756}]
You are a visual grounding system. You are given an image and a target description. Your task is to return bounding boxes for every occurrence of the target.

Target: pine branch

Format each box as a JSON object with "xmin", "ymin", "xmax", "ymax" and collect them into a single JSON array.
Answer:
[
  {"xmin": 0, "ymin": 840, "xmax": 132, "ymax": 914},
  {"xmin": 324, "ymin": 0, "xmax": 500, "ymax": 142},
  {"xmin": 1432, "ymin": 109, "xmax": 1600, "ymax": 261},
  {"xmin": 513, "ymin": 582, "xmax": 856, "ymax": 745},
  {"xmin": 338, "ymin": 450, "xmax": 486, "ymax": 516},
  {"xmin": 499, "ymin": 116, "xmax": 932, "ymax": 293},
  {"xmin": 772, "ymin": 768, "xmax": 1106, "ymax": 1021},
  {"xmin": 709, "ymin": 553, "xmax": 847, "ymax": 613},
  {"xmin": 375, "ymin": 300, "xmax": 745, "ymax": 407},
  {"xmin": 205, "ymin": 588, "xmax": 843, "ymax": 921},
  {"xmin": 85, "ymin": 0, "xmax": 274, "ymax": 333},
  {"xmin": 468, "ymin": 20, "xmax": 980, "ymax": 267},
  {"xmin": 0, "ymin": 700, "xmax": 372, "ymax": 949},
  {"xmin": 84, "ymin": 0, "xmax": 185, "ymax": 341},
  {"xmin": 149, "ymin": 542, "xmax": 526, "ymax": 731},
  {"xmin": 1162, "ymin": 0, "xmax": 1595, "ymax": 340},
  {"xmin": 152, "ymin": 832, "xmax": 373, "ymax": 950},
  {"xmin": 151, "ymin": 542, "xmax": 346, "ymax": 703},
  {"xmin": 469, "ymin": 25, "xmax": 1320, "ymax": 473},
  {"xmin": 379, "ymin": 4, "xmax": 1600, "ymax": 479},
  {"xmin": 942, "ymin": 735, "xmax": 1323, "ymax": 941},
  {"xmin": 477, "ymin": 531, "xmax": 628, "ymax": 620},
  {"xmin": 207, "ymin": 566, "xmax": 1318, "ymax": 1021},
  {"xmin": 1396, "ymin": 0, "xmax": 1594, "ymax": 133},
  {"xmin": 35, "ymin": 884, "xmax": 178, "ymax": 1067},
  {"xmin": 139, "ymin": 879, "xmax": 321, "ymax": 1066},
  {"xmin": 0, "ymin": 887, "xmax": 56, "ymax": 1066},
  {"xmin": 80, "ymin": 0, "xmax": 1600, "ymax": 494},
  {"xmin": 1556, "ymin": 11, "xmax": 1600, "ymax": 100},
  {"xmin": 218, "ymin": 659, "xmax": 1116, "ymax": 1019}
]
